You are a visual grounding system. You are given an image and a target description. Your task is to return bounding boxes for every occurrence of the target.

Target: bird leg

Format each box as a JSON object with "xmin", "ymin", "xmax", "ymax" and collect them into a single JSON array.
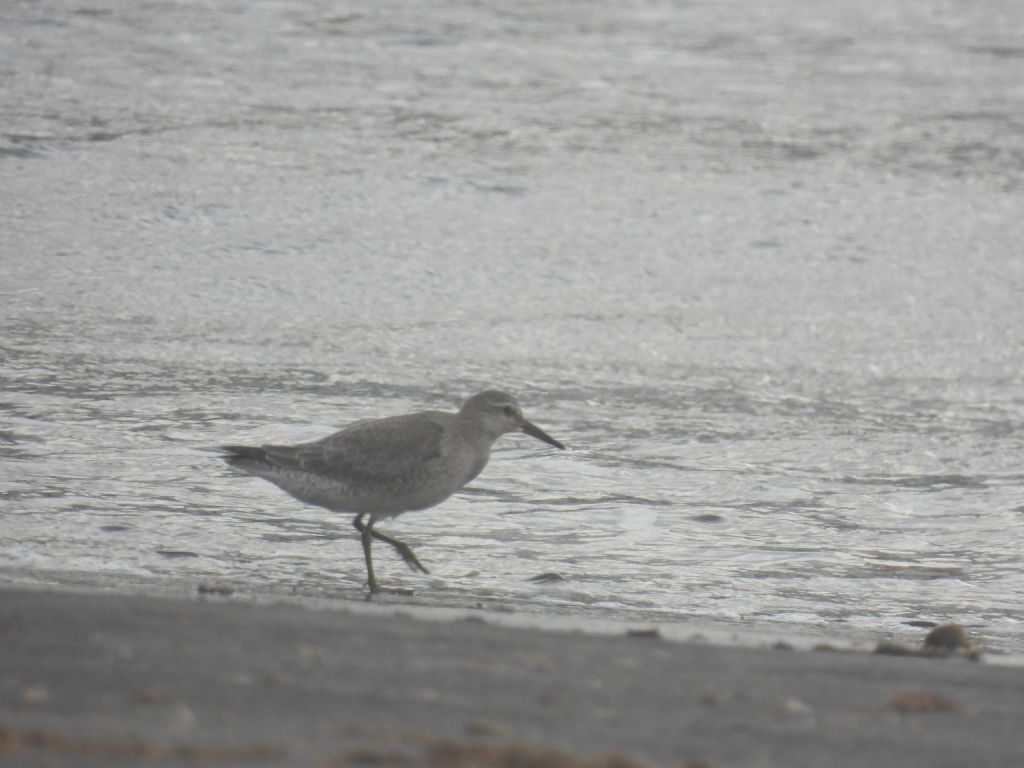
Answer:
[
  {"xmin": 355, "ymin": 513, "xmax": 381, "ymax": 594},
  {"xmin": 352, "ymin": 514, "xmax": 429, "ymax": 574},
  {"xmin": 368, "ymin": 529, "xmax": 430, "ymax": 574},
  {"xmin": 353, "ymin": 514, "xmax": 418, "ymax": 595}
]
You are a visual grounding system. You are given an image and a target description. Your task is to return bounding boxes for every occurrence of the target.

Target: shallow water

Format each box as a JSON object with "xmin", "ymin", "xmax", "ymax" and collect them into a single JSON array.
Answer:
[{"xmin": 2, "ymin": 0, "xmax": 1024, "ymax": 654}]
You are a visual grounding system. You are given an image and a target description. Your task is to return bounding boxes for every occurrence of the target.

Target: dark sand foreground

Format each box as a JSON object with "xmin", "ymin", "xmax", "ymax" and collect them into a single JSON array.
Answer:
[{"xmin": 1, "ymin": 587, "xmax": 1022, "ymax": 768}]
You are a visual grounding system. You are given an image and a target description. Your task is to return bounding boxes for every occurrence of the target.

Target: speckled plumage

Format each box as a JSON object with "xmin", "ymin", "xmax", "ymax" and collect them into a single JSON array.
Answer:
[{"xmin": 223, "ymin": 390, "xmax": 564, "ymax": 594}]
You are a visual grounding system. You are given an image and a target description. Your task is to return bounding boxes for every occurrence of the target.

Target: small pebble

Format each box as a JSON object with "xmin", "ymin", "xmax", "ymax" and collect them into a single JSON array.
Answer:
[
  {"xmin": 626, "ymin": 627, "xmax": 661, "ymax": 639},
  {"xmin": 20, "ymin": 686, "xmax": 49, "ymax": 704},
  {"xmin": 924, "ymin": 623, "xmax": 969, "ymax": 653},
  {"xmin": 197, "ymin": 583, "xmax": 234, "ymax": 596},
  {"xmin": 888, "ymin": 690, "xmax": 959, "ymax": 713}
]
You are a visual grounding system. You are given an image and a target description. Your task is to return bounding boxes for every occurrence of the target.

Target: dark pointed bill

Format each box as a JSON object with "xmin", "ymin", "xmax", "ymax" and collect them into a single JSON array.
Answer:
[{"xmin": 522, "ymin": 419, "xmax": 565, "ymax": 450}]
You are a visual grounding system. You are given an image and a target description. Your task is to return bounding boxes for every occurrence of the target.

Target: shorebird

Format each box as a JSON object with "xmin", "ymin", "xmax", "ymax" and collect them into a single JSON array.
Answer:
[{"xmin": 222, "ymin": 390, "xmax": 565, "ymax": 594}]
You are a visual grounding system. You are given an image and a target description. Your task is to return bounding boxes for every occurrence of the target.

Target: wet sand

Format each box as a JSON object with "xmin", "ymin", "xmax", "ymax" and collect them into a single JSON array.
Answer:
[{"xmin": 2, "ymin": 586, "xmax": 1022, "ymax": 767}]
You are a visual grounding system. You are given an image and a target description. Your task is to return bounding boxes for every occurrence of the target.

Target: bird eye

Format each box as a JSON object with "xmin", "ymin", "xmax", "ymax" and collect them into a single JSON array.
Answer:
[{"xmin": 502, "ymin": 405, "xmax": 516, "ymax": 418}]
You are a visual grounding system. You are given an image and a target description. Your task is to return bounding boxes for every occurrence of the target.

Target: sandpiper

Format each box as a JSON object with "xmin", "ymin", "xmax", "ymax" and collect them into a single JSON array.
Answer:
[{"xmin": 222, "ymin": 390, "xmax": 565, "ymax": 594}]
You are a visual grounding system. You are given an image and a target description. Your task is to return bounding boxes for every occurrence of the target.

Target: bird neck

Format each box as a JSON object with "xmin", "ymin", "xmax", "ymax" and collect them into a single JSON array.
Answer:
[{"xmin": 454, "ymin": 413, "xmax": 504, "ymax": 451}]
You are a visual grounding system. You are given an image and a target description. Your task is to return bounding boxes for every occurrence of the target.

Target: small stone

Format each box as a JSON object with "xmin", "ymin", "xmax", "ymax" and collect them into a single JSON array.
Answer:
[
  {"xmin": 874, "ymin": 640, "xmax": 915, "ymax": 656},
  {"xmin": 197, "ymin": 583, "xmax": 234, "ymax": 596},
  {"xmin": 626, "ymin": 627, "xmax": 661, "ymax": 639},
  {"xmin": 888, "ymin": 690, "xmax": 960, "ymax": 713},
  {"xmin": 924, "ymin": 623, "xmax": 969, "ymax": 653},
  {"xmin": 777, "ymin": 697, "xmax": 811, "ymax": 715},
  {"xmin": 464, "ymin": 721, "xmax": 508, "ymax": 738},
  {"xmin": 20, "ymin": 686, "xmax": 49, "ymax": 704}
]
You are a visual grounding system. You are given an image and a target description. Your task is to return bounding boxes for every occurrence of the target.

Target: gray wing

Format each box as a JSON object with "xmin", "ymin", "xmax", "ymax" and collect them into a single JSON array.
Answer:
[{"xmin": 260, "ymin": 413, "xmax": 446, "ymax": 485}]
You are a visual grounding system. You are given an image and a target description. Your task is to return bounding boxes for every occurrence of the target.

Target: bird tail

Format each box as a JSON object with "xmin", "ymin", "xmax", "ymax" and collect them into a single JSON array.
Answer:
[{"xmin": 221, "ymin": 444, "xmax": 269, "ymax": 470}]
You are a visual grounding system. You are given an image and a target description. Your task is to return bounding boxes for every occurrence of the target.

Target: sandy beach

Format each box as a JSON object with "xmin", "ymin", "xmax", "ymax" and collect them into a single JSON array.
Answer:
[{"xmin": 2, "ymin": 586, "xmax": 1022, "ymax": 768}]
